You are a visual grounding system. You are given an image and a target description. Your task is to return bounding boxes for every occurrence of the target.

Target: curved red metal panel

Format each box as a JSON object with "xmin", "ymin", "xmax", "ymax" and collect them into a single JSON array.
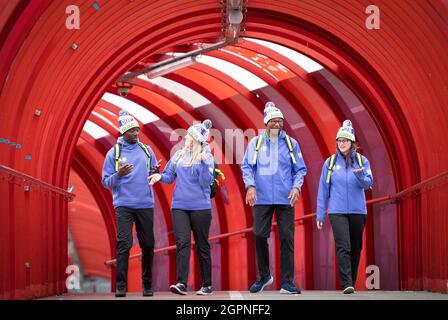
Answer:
[{"xmin": 1, "ymin": 0, "xmax": 447, "ymax": 298}]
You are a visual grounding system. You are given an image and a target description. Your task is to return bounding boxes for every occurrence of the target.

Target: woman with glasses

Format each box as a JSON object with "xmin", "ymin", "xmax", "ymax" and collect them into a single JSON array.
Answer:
[{"xmin": 316, "ymin": 120, "xmax": 373, "ymax": 294}]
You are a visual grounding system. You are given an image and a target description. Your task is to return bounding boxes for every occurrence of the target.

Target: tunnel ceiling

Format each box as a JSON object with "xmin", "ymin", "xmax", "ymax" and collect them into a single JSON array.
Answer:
[{"xmin": 1, "ymin": 0, "xmax": 446, "ymax": 187}]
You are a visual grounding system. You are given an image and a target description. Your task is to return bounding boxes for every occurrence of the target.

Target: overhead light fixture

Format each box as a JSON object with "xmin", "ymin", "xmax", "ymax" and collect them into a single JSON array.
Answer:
[
  {"xmin": 228, "ymin": 0, "xmax": 243, "ymax": 24},
  {"xmin": 117, "ymin": 0, "xmax": 247, "ymax": 82},
  {"xmin": 226, "ymin": 0, "xmax": 243, "ymax": 40},
  {"xmin": 146, "ymin": 55, "xmax": 197, "ymax": 79},
  {"xmin": 115, "ymin": 80, "xmax": 133, "ymax": 97}
]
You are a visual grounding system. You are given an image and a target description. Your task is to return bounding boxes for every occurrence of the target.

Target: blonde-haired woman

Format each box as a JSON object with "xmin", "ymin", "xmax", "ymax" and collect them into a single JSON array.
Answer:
[{"xmin": 149, "ymin": 120, "xmax": 215, "ymax": 296}]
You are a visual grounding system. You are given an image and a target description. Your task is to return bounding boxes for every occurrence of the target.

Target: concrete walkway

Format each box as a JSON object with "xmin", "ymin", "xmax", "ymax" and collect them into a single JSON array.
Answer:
[{"xmin": 41, "ymin": 290, "xmax": 448, "ymax": 300}]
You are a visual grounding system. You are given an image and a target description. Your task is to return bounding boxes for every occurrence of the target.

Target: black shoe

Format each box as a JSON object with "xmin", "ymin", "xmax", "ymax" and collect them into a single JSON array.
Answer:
[
  {"xmin": 280, "ymin": 282, "xmax": 301, "ymax": 294},
  {"xmin": 115, "ymin": 288, "xmax": 126, "ymax": 297},
  {"xmin": 343, "ymin": 286, "xmax": 355, "ymax": 294},
  {"xmin": 143, "ymin": 288, "xmax": 154, "ymax": 297},
  {"xmin": 196, "ymin": 286, "xmax": 212, "ymax": 296},
  {"xmin": 170, "ymin": 283, "xmax": 187, "ymax": 295},
  {"xmin": 249, "ymin": 274, "xmax": 274, "ymax": 293}
]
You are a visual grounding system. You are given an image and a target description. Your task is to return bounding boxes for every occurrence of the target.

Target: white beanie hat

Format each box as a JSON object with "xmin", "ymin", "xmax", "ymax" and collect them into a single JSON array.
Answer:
[
  {"xmin": 187, "ymin": 119, "xmax": 212, "ymax": 144},
  {"xmin": 263, "ymin": 101, "xmax": 284, "ymax": 125},
  {"xmin": 336, "ymin": 120, "xmax": 356, "ymax": 142},
  {"xmin": 118, "ymin": 110, "xmax": 140, "ymax": 134}
]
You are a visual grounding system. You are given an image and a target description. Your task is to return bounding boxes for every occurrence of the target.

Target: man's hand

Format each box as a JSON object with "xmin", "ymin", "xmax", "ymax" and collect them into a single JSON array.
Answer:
[
  {"xmin": 150, "ymin": 159, "xmax": 162, "ymax": 174},
  {"xmin": 245, "ymin": 186, "xmax": 257, "ymax": 206},
  {"xmin": 148, "ymin": 173, "xmax": 162, "ymax": 185},
  {"xmin": 118, "ymin": 164, "xmax": 134, "ymax": 177},
  {"xmin": 316, "ymin": 221, "xmax": 324, "ymax": 230},
  {"xmin": 288, "ymin": 187, "xmax": 300, "ymax": 206}
]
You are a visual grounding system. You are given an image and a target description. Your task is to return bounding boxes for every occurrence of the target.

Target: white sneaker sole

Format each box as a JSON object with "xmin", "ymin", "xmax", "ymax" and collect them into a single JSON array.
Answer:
[
  {"xmin": 280, "ymin": 288, "xmax": 300, "ymax": 294},
  {"xmin": 196, "ymin": 291, "xmax": 213, "ymax": 296},
  {"xmin": 170, "ymin": 285, "xmax": 187, "ymax": 295}
]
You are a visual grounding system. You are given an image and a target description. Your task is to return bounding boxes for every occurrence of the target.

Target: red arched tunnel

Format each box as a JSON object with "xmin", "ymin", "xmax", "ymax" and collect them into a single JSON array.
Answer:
[{"xmin": 0, "ymin": 0, "xmax": 447, "ymax": 299}]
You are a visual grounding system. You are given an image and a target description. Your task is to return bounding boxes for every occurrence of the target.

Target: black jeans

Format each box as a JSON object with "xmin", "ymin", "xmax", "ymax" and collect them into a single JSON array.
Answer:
[
  {"xmin": 172, "ymin": 209, "xmax": 212, "ymax": 288},
  {"xmin": 115, "ymin": 207, "xmax": 154, "ymax": 291},
  {"xmin": 329, "ymin": 214, "xmax": 366, "ymax": 289},
  {"xmin": 253, "ymin": 205, "xmax": 295, "ymax": 284}
]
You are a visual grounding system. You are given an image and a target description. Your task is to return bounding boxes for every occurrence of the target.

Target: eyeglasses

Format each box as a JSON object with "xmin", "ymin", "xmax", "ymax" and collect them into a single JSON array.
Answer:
[{"xmin": 337, "ymin": 139, "xmax": 350, "ymax": 143}]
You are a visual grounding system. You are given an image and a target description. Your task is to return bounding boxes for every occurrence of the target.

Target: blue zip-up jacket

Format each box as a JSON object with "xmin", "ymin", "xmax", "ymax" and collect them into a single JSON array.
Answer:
[
  {"xmin": 241, "ymin": 131, "xmax": 307, "ymax": 205},
  {"xmin": 316, "ymin": 150, "xmax": 373, "ymax": 222},
  {"xmin": 159, "ymin": 150, "xmax": 214, "ymax": 211},
  {"xmin": 102, "ymin": 137, "xmax": 157, "ymax": 209}
]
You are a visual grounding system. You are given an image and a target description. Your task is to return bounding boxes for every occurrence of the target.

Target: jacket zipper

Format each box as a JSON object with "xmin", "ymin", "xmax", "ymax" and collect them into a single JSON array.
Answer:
[{"xmin": 346, "ymin": 164, "xmax": 349, "ymax": 214}]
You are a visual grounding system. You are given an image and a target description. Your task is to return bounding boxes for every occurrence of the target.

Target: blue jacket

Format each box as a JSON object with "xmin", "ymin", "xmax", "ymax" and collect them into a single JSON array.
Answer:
[
  {"xmin": 241, "ymin": 131, "xmax": 307, "ymax": 205},
  {"xmin": 159, "ymin": 150, "xmax": 214, "ymax": 211},
  {"xmin": 316, "ymin": 150, "xmax": 373, "ymax": 221},
  {"xmin": 102, "ymin": 137, "xmax": 157, "ymax": 209}
]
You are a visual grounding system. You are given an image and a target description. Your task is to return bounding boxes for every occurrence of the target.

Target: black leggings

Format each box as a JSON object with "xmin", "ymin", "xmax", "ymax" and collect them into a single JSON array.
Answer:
[
  {"xmin": 329, "ymin": 214, "xmax": 366, "ymax": 289},
  {"xmin": 172, "ymin": 209, "xmax": 212, "ymax": 287}
]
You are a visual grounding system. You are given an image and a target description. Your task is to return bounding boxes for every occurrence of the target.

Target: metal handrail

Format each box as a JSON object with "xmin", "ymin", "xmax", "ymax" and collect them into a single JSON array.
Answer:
[
  {"xmin": 0, "ymin": 164, "xmax": 75, "ymax": 201},
  {"xmin": 104, "ymin": 171, "xmax": 448, "ymax": 266}
]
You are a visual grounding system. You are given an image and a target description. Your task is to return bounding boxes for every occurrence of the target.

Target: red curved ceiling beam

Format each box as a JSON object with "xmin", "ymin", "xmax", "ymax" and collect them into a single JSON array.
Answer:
[{"xmin": 71, "ymin": 148, "xmax": 115, "ymax": 279}]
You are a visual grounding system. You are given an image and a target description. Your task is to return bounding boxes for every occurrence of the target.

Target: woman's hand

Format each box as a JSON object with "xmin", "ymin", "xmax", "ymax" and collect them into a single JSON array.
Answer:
[
  {"xmin": 199, "ymin": 150, "xmax": 209, "ymax": 161},
  {"xmin": 148, "ymin": 173, "xmax": 161, "ymax": 185}
]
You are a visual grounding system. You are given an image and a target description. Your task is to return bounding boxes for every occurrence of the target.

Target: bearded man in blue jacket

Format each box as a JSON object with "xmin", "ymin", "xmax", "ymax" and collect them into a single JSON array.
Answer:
[
  {"xmin": 102, "ymin": 110, "xmax": 159, "ymax": 298},
  {"xmin": 241, "ymin": 102, "xmax": 307, "ymax": 294}
]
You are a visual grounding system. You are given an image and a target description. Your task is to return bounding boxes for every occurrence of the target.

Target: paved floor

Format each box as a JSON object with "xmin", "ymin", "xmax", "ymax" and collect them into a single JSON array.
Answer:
[{"xmin": 41, "ymin": 290, "xmax": 448, "ymax": 300}]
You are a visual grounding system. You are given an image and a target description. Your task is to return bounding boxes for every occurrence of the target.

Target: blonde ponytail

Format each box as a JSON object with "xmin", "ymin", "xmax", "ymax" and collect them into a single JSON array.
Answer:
[{"xmin": 177, "ymin": 137, "xmax": 203, "ymax": 167}]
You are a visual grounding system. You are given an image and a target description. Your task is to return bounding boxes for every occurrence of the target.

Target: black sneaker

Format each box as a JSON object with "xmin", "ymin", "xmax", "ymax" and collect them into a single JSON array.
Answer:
[
  {"xmin": 249, "ymin": 274, "xmax": 274, "ymax": 293},
  {"xmin": 170, "ymin": 283, "xmax": 187, "ymax": 295},
  {"xmin": 115, "ymin": 288, "xmax": 126, "ymax": 298},
  {"xmin": 196, "ymin": 287, "xmax": 212, "ymax": 295},
  {"xmin": 143, "ymin": 288, "xmax": 154, "ymax": 297},
  {"xmin": 343, "ymin": 286, "xmax": 355, "ymax": 294}
]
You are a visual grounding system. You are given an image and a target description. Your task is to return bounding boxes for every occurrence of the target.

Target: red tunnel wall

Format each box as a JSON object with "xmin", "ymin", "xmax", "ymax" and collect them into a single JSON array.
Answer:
[{"xmin": 0, "ymin": 0, "xmax": 447, "ymax": 298}]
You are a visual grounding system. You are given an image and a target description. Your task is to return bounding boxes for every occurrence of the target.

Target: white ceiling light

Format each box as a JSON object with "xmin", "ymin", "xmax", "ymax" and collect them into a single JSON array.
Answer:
[
  {"xmin": 197, "ymin": 55, "xmax": 268, "ymax": 91},
  {"xmin": 83, "ymin": 120, "xmax": 109, "ymax": 139},
  {"xmin": 102, "ymin": 93, "xmax": 159, "ymax": 124},
  {"xmin": 139, "ymin": 75, "xmax": 211, "ymax": 109},
  {"xmin": 244, "ymin": 37, "xmax": 323, "ymax": 73}
]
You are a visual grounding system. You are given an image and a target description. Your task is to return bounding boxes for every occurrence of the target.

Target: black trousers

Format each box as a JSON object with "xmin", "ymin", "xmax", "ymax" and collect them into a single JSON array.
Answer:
[
  {"xmin": 115, "ymin": 207, "xmax": 154, "ymax": 291},
  {"xmin": 329, "ymin": 214, "xmax": 366, "ymax": 289},
  {"xmin": 172, "ymin": 209, "xmax": 212, "ymax": 288},
  {"xmin": 253, "ymin": 205, "xmax": 295, "ymax": 284}
]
